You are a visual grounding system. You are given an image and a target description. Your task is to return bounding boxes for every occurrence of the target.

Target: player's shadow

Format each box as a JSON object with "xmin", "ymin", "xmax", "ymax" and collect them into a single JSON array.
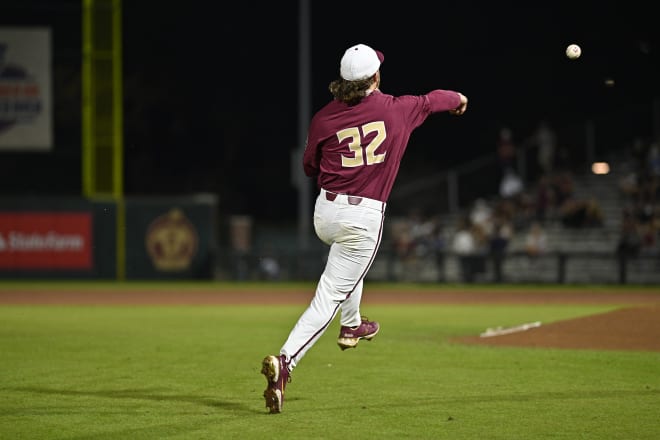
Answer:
[{"xmin": 7, "ymin": 386, "xmax": 255, "ymax": 413}]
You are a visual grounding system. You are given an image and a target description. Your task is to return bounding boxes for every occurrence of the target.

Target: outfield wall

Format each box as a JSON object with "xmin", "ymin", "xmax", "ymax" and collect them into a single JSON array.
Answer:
[{"xmin": 0, "ymin": 196, "xmax": 216, "ymax": 280}]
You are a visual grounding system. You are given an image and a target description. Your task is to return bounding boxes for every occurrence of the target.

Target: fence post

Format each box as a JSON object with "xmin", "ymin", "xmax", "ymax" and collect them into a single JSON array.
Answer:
[
  {"xmin": 618, "ymin": 254, "xmax": 627, "ymax": 284},
  {"xmin": 557, "ymin": 252, "xmax": 566, "ymax": 283}
]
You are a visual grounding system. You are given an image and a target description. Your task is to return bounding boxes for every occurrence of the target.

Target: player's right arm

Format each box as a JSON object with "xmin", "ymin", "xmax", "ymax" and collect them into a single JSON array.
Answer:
[
  {"xmin": 448, "ymin": 92, "xmax": 468, "ymax": 115},
  {"xmin": 426, "ymin": 89, "xmax": 466, "ymax": 114},
  {"xmin": 302, "ymin": 125, "xmax": 321, "ymax": 178},
  {"xmin": 394, "ymin": 89, "xmax": 468, "ymax": 130}
]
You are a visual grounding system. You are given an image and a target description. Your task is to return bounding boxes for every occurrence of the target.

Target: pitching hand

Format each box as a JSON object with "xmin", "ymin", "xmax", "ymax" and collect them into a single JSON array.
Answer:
[{"xmin": 449, "ymin": 93, "xmax": 468, "ymax": 116}]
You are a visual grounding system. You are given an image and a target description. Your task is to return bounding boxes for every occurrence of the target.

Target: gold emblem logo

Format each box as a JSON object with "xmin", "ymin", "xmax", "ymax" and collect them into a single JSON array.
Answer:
[{"xmin": 145, "ymin": 208, "xmax": 198, "ymax": 271}]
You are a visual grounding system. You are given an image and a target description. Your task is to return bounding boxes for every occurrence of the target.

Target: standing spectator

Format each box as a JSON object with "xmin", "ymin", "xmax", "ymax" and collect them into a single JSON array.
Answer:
[
  {"xmin": 428, "ymin": 217, "xmax": 447, "ymax": 282},
  {"xmin": 488, "ymin": 214, "xmax": 513, "ymax": 282},
  {"xmin": 496, "ymin": 126, "xmax": 516, "ymax": 177},
  {"xmin": 533, "ymin": 120, "xmax": 557, "ymax": 176}
]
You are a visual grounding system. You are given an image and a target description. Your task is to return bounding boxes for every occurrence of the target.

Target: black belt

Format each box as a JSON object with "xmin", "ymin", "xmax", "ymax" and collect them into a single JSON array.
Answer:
[{"xmin": 325, "ymin": 191, "xmax": 363, "ymax": 205}]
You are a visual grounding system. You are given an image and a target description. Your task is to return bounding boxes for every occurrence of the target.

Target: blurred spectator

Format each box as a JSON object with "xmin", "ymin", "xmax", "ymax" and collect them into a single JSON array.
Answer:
[
  {"xmin": 428, "ymin": 217, "xmax": 448, "ymax": 281},
  {"xmin": 646, "ymin": 143, "xmax": 660, "ymax": 203},
  {"xmin": 635, "ymin": 201, "xmax": 659, "ymax": 256},
  {"xmin": 408, "ymin": 208, "xmax": 436, "ymax": 256},
  {"xmin": 390, "ymin": 209, "xmax": 442, "ymax": 281},
  {"xmin": 631, "ymin": 137, "xmax": 650, "ymax": 177},
  {"xmin": 499, "ymin": 168, "xmax": 524, "ymax": 200},
  {"xmin": 259, "ymin": 255, "xmax": 282, "ymax": 280},
  {"xmin": 648, "ymin": 143, "xmax": 660, "ymax": 178},
  {"xmin": 525, "ymin": 221, "xmax": 548, "ymax": 259},
  {"xmin": 406, "ymin": 209, "xmax": 436, "ymax": 279},
  {"xmin": 552, "ymin": 171, "xmax": 574, "ymax": 206},
  {"xmin": 488, "ymin": 214, "xmax": 513, "ymax": 282},
  {"xmin": 559, "ymin": 197, "xmax": 604, "ymax": 228},
  {"xmin": 496, "ymin": 127, "xmax": 516, "ymax": 170},
  {"xmin": 621, "ymin": 138, "xmax": 658, "ymax": 205},
  {"xmin": 390, "ymin": 218, "xmax": 415, "ymax": 277},
  {"xmin": 639, "ymin": 221, "xmax": 658, "ymax": 256},
  {"xmin": 452, "ymin": 217, "xmax": 478, "ymax": 283},
  {"xmin": 258, "ymin": 244, "xmax": 281, "ymax": 280},
  {"xmin": 393, "ymin": 232, "xmax": 411, "ymax": 259},
  {"xmin": 635, "ymin": 201, "xmax": 655, "ymax": 225},
  {"xmin": 511, "ymin": 191, "xmax": 536, "ymax": 231},
  {"xmin": 469, "ymin": 198, "xmax": 493, "ymax": 233},
  {"xmin": 534, "ymin": 175, "xmax": 555, "ymax": 224},
  {"xmin": 553, "ymin": 172, "xmax": 604, "ymax": 228},
  {"xmin": 616, "ymin": 210, "xmax": 642, "ymax": 258},
  {"xmin": 533, "ymin": 120, "xmax": 558, "ymax": 176},
  {"xmin": 619, "ymin": 168, "xmax": 640, "ymax": 200}
]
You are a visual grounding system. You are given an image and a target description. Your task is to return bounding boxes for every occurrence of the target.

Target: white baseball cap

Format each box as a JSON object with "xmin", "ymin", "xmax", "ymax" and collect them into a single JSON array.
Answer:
[{"xmin": 340, "ymin": 44, "xmax": 385, "ymax": 81}]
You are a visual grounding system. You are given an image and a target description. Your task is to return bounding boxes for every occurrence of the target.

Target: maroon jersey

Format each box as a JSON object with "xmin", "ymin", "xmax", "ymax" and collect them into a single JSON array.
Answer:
[{"xmin": 303, "ymin": 89, "xmax": 461, "ymax": 202}]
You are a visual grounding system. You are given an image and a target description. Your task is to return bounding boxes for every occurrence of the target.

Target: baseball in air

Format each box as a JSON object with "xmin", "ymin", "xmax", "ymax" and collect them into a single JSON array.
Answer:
[{"xmin": 566, "ymin": 44, "xmax": 581, "ymax": 59}]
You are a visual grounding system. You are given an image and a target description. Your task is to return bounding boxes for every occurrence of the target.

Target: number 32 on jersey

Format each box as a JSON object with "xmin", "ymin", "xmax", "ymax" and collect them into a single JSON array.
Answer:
[{"xmin": 337, "ymin": 121, "xmax": 387, "ymax": 167}]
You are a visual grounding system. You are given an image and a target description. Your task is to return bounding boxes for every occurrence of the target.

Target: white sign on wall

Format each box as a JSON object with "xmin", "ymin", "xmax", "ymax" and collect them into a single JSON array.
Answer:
[{"xmin": 0, "ymin": 27, "xmax": 53, "ymax": 151}]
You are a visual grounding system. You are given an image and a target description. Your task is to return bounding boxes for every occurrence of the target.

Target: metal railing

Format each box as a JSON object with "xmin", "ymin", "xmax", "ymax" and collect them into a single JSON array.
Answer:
[{"xmin": 214, "ymin": 248, "xmax": 660, "ymax": 285}]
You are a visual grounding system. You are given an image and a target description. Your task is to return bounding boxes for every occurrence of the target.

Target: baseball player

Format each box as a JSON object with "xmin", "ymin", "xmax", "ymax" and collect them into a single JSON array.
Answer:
[{"xmin": 261, "ymin": 43, "xmax": 468, "ymax": 413}]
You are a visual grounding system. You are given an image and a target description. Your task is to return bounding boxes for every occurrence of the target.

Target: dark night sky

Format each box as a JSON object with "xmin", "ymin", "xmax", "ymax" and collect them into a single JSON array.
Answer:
[
  {"xmin": 4, "ymin": 1, "xmax": 659, "ymax": 221},
  {"xmin": 120, "ymin": 0, "xmax": 659, "ymax": 220}
]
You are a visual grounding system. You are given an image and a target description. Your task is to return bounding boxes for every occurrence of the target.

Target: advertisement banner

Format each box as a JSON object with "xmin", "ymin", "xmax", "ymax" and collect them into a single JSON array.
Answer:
[
  {"xmin": 0, "ymin": 212, "xmax": 92, "ymax": 269},
  {"xmin": 124, "ymin": 199, "xmax": 216, "ymax": 279},
  {"xmin": 0, "ymin": 27, "xmax": 53, "ymax": 151}
]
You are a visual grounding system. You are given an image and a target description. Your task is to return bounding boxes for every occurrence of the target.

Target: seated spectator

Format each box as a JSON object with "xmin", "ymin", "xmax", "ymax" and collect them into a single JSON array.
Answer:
[
  {"xmin": 535, "ymin": 175, "xmax": 557, "ymax": 223},
  {"xmin": 259, "ymin": 256, "xmax": 281, "ymax": 281},
  {"xmin": 470, "ymin": 198, "xmax": 493, "ymax": 234},
  {"xmin": 391, "ymin": 220, "xmax": 414, "ymax": 262},
  {"xmin": 512, "ymin": 191, "xmax": 536, "ymax": 231},
  {"xmin": 559, "ymin": 197, "xmax": 604, "ymax": 228},
  {"xmin": 552, "ymin": 171, "xmax": 575, "ymax": 206},
  {"xmin": 639, "ymin": 221, "xmax": 658, "ymax": 256},
  {"xmin": 648, "ymin": 143, "xmax": 660, "ymax": 179},
  {"xmin": 619, "ymin": 170, "xmax": 640, "ymax": 200},
  {"xmin": 499, "ymin": 168, "xmax": 524, "ymax": 200},
  {"xmin": 258, "ymin": 246, "xmax": 282, "ymax": 281},
  {"xmin": 525, "ymin": 221, "xmax": 548, "ymax": 258},
  {"xmin": 452, "ymin": 217, "xmax": 478, "ymax": 283}
]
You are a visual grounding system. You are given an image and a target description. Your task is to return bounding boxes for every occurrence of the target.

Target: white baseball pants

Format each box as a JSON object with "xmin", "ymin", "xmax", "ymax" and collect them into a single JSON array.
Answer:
[{"xmin": 280, "ymin": 188, "xmax": 386, "ymax": 371}]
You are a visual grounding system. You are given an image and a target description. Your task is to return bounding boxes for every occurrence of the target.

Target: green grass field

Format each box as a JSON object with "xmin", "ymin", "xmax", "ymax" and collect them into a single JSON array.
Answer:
[{"xmin": 1, "ymin": 283, "xmax": 659, "ymax": 439}]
